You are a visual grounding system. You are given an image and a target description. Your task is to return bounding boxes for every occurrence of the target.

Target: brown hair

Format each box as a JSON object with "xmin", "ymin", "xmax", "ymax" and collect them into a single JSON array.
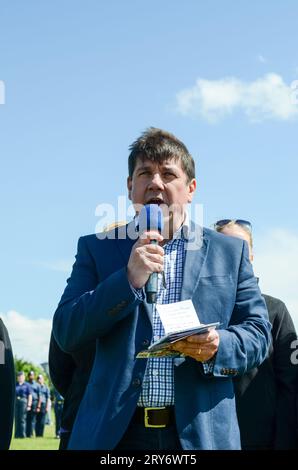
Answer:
[{"xmin": 128, "ymin": 127, "xmax": 195, "ymax": 182}]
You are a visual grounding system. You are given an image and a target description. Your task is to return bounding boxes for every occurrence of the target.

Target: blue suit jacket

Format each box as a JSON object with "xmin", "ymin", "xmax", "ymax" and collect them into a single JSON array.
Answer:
[{"xmin": 52, "ymin": 222, "xmax": 271, "ymax": 450}]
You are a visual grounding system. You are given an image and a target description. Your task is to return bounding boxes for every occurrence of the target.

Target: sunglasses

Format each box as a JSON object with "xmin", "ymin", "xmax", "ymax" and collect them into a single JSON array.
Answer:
[{"xmin": 214, "ymin": 219, "xmax": 252, "ymax": 232}]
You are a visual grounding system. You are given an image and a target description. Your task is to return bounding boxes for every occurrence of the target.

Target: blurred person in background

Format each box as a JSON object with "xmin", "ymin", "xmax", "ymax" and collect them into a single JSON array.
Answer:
[
  {"xmin": 35, "ymin": 374, "xmax": 50, "ymax": 437},
  {"xmin": 0, "ymin": 318, "xmax": 15, "ymax": 449},
  {"xmin": 26, "ymin": 370, "xmax": 40, "ymax": 437},
  {"xmin": 215, "ymin": 218, "xmax": 297, "ymax": 449},
  {"xmin": 49, "ymin": 332, "xmax": 95, "ymax": 449},
  {"xmin": 15, "ymin": 371, "xmax": 32, "ymax": 438},
  {"xmin": 53, "ymin": 387, "xmax": 64, "ymax": 439}
]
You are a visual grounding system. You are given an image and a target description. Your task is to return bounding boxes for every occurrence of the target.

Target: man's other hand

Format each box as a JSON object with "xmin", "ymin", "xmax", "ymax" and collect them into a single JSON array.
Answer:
[{"xmin": 168, "ymin": 329, "xmax": 220, "ymax": 362}]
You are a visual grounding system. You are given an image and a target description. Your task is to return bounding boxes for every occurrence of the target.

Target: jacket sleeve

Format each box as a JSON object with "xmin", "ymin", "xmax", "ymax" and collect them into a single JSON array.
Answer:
[
  {"xmin": 212, "ymin": 241, "xmax": 272, "ymax": 377},
  {"xmin": 53, "ymin": 236, "xmax": 142, "ymax": 353},
  {"xmin": 272, "ymin": 301, "xmax": 298, "ymax": 449},
  {"xmin": 48, "ymin": 331, "xmax": 76, "ymax": 397}
]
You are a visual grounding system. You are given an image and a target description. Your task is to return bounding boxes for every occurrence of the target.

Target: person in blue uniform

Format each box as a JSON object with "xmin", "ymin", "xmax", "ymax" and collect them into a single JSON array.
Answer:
[
  {"xmin": 53, "ymin": 388, "xmax": 64, "ymax": 438},
  {"xmin": 26, "ymin": 370, "xmax": 40, "ymax": 437},
  {"xmin": 15, "ymin": 371, "xmax": 32, "ymax": 438},
  {"xmin": 35, "ymin": 374, "xmax": 50, "ymax": 437}
]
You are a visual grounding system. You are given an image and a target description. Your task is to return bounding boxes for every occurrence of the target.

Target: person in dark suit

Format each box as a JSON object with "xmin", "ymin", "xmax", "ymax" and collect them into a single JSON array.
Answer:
[
  {"xmin": 214, "ymin": 219, "xmax": 297, "ymax": 449},
  {"xmin": 0, "ymin": 318, "xmax": 15, "ymax": 450},
  {"xmin": 51, "ymin": 127, "xmax": 271, "ymax": 450},
  {"xmin": 48, "ymin": 332, "xmax": 95, "ymax": 449}
]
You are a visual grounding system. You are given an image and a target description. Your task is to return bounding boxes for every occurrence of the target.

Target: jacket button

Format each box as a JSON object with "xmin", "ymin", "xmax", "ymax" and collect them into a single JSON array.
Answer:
[
  {"xmin": 142, "ymin": 339, "xmax": 150, "ymax": 346},
  {"xmin": 132, "ymin": 378, "xmax": 141, "ymax": 387}
]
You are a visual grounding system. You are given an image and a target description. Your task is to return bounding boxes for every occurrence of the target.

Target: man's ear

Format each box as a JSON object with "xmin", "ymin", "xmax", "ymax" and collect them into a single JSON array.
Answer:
[
  {"xmin": 187, "ymin": 178, "xmax": 197, "ymax": 203},
  {"xmin": 127, "ymin": 176, "xmax": 132, "ymax": 201}
]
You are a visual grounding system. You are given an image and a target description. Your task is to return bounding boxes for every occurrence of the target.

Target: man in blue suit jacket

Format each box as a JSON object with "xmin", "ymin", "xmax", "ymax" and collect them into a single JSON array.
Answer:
[{"xmin": 52, "ymin": 127, "xmax": 271, "ymax": 450}]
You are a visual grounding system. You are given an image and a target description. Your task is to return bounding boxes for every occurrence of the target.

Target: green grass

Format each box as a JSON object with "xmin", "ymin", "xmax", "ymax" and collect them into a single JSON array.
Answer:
[{"xmin": 10, "ymin": 412, "xmax": 60, "ymax": 450}]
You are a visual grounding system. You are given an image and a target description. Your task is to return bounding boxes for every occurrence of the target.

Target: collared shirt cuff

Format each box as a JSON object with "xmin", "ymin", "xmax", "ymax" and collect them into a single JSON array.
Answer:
[
  {"xmin": 202, "ymin": 358, "xmax": 215, "ymax": 374},
  {"xmin": 129, "ymin": 283, "xmax": 145, "ymax": 301}
]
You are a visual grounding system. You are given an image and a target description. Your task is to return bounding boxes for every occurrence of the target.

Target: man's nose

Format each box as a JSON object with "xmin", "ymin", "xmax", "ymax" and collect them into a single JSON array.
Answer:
[{"xmin": 148, "ymin": 173, "xmax": 164, "ymax": 190}]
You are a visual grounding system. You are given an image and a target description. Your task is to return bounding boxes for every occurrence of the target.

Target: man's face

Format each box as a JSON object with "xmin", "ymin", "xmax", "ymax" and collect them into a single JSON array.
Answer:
[
  {"xmin": 127, "ymin": 158, "xmax": 196, "ymax": 231},
  {"xmin": 220, "ymin": 225, "xmax": 254, "ymax": 261},
  {"xmin": 17, "ymin": 374, "xmax": 25, "ymax": 384}
]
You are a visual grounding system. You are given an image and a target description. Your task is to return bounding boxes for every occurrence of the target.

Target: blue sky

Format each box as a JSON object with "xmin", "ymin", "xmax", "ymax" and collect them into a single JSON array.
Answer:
[{"xmin": 0, "ymin": 1, "xmax": 297, "ymax": 362}]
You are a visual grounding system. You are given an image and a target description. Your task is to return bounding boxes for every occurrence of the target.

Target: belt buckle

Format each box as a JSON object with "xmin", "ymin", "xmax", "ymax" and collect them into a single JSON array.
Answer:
[{"xmin": 144, "ymin": 407, "xmax": 166, "ymax": 428}]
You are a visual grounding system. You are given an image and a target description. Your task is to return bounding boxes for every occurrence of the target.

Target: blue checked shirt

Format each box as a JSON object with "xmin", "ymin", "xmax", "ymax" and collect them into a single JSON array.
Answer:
[{"xmin": 137, "ymin": 229, "xmax": 186, "ymax": 407}]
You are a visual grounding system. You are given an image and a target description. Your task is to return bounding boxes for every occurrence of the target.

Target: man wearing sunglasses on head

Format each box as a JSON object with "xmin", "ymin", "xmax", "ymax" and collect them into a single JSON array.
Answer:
[{"xmin": 215, "ymin": 219, "xmax": 297, "ymax": 449}]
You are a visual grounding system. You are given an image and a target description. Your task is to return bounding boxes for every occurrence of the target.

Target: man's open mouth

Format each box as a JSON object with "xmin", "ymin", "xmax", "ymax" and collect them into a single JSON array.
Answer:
[{"xmin": 146, "ymin": 198, "xmax": 165, "ymax": 206}]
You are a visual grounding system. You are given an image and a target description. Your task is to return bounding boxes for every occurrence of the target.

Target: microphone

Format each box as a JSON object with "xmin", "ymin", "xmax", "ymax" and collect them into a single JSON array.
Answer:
[{"xmin": 138, "ymin": 204, "xmax": 164, "ymax": 304}]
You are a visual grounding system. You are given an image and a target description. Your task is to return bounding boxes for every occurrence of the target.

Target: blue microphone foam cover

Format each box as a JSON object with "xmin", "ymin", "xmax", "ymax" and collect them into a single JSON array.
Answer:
[{"xmin": 138, "ymin": 204, "xmax": 164, "ymax": 234}]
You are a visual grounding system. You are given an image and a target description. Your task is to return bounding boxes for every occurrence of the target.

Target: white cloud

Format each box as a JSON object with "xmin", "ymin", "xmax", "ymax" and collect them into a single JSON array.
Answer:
[
  {"xmin": 253, "ymin": 228, "xmax": 298, "ymax": 331},
  {"xmin": 176, "ymin": 73, "xmax": 298, "ymax": 122},
  {"xmin": 0, "ymin": 310, "xmax": 52, "ymax": 365}
]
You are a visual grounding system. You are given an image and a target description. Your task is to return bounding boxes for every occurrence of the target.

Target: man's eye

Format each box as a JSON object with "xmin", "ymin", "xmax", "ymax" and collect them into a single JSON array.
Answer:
[
  {"xmin": 139, "ymin": 171, "xmax": 150, "ymax": 176},
  {"xmin": 163, "ymin": 172, "xmax": 175, "ymax": 177}
]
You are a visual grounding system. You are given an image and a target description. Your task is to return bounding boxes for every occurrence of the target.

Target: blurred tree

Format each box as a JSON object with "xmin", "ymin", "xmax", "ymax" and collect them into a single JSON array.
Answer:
[{"xmin": 14, "ymin": 356, "xmax": 51, "ymax": 386}]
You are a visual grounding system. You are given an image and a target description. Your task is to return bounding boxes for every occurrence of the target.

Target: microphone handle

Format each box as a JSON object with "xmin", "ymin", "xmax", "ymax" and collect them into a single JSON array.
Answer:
[{"xmin": 145, "ymin": 240, "xmax": 159, "ymax": 304}]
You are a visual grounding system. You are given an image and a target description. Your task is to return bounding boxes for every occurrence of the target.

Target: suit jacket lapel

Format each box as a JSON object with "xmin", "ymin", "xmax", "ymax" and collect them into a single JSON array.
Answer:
[
  {"xmin": 181, "ymin": 224, "xmax": 210, "ymax": 301},
  {"xmin": 115, "ymin": 221, "xmax": 137, "ymax": 265}
]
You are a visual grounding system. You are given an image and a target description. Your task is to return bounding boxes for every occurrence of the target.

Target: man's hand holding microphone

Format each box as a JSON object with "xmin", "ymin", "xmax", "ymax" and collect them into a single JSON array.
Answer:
[
  {"xmin": 127, "ymin": 230, "xmax": 164, "ymax": 289},
  {"xmin": 127, "ymin": 204, "xmax": 164, "ymax": 303}
]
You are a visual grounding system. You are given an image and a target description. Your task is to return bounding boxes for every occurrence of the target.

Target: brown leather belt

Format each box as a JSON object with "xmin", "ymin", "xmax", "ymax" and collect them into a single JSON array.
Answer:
[{"xmin": 133, "ymin": 406, "xmax": 175, "ymax": 428}]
